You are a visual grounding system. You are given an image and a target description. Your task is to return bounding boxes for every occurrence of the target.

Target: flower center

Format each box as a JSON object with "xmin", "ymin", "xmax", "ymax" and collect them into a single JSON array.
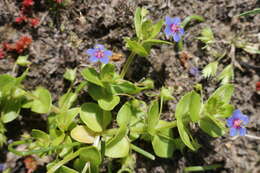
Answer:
[
  {"xmin": 94, "ymin": 50, "xmax": 104, "ymax": 58},
  {"xmin": 170, "ymin": 24, "xmax": 180, "ymax": 33},
  {"xmin": 233, "ymin": 119, "xmax": 242, "ymax": 128}
]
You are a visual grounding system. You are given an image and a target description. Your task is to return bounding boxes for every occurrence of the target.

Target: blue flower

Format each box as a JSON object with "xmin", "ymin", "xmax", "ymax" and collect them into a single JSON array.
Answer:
[
  {"xmin": 86, "ymin": 44, "xmax": 112, "ymax": 64},
  {"xmin": 164, "ymin": 16, "xmax": 184, "ymax": 42},
  {"xmin": 226, "ymin": 110, "xmax": 249, "ymax": 136},
  {"xmin": 189, "ymin": 66, "xmax": 200, "ymax": 77}
]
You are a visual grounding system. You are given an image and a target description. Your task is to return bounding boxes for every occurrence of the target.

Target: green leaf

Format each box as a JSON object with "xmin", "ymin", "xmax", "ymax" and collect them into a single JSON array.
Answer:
[
  {"xmin": 125, "ymin": 38, "xmax": 148, "ymax": 57},
  {"xmin": 217, "ymin": 64, "xmax": 234, "ymax": 85},
  {"xmin": 141, "ymin": 20, "xmax": 153, "ymax": 40},
  {"xmin": 1, "ymin": 99, "xmax": 21, "ymax": 123},
  {"xmin": 88, "ymin": 83, "xmax": 120, "ymax": 111},
  {"xmin": 100, "ymin": 64, "xmax": 116, "ymax": 81},
  {"xmin": 147, "ymin": 100, "xmax": 159, "ymax": 135},
  {"xmin": 138, "ymin": 78, "xmax": 154, "ymax": 90},
  {"xmin": 88, "ymin": 83, "xmax": 106, "ymax": 101},
  {"xmin": 202, "ymin": 61, "xmax": 218, "ymax": 78},
  {"xmin": 206, "ymin": 84, "xmax": 234, "ymax": 105},
  {"xmin": 58, "ymin": 92, "xmax": 77, "ymax": 110},
  {"xmin": 2, "ymin": 111, "xmax": 19, "ymax": 123},
  {"xmin": 175, "ymin": 92, "xmax": 201, "ymax": 150},
  {"xmin": 175, "ymin": 91, "xmax": 201, "ymax": 121},
  {"xmin": 242, "ymin": 44, "xmax": 260, "ymax": 54},
  {"xmin": 142, "ymin": 39, "xmax": 173, "ymax": 45},
  {"xmin": 149, "ymin": 20, "xmax": 164, "ymax": 39},
  {"xmin": 111, "ymin": 81, "xmax": 142, "ymax": 95},
  {"xmin": 199, "ymin": 115, "xmax": 226, "ymax": 137},
  {"xmin": 70, "ymin": 125, "xmax": 96, "ymax": 144},
  {"xmin": 152, "ymin": 120, "xmax": 174, "ymax": 158},
  {"xmin": 160, "ymin": 87, "xmax": 174, "ymax": 101},
  {"xmin": 81, "ymin": 68, "xmax": 103, "ymax": 87},
  {"xmin": 80, "ymin": 103, "xmax": 111, "ymax": 132},
  {"xmin": 177, "ymin": 119, "xmax": 200, "ymax": 151},
  {"xmin": 31, "ymin": 129, "xmax": 50, "ymax": 147},
  {"xmin": 56, "ymin": 108, "xmax": 80, "ymax": 131},
  {"xmin": 63, "ymin": 68, "xmax": 77, "ymax": 82},
  {"xmin": 105, "ymin": 137, "xmax": 130, "ymax": 158},
  {"xmin": 204, "ymin": 84, "xmax": 234, "ymax": 118},
  {"xmin": 239, "ymin": 8, "xmax": 260, "ymax": 16},
  {"xmin": 189, "ymin": 92, "xmax": 201, "ymax": 122},
  {"xmin": 117, "ymin": 101, "xmax": 132, "ymax": 127},
  {"xmin": 0, "ymin": 75, "xmax": 16, "ymax": 95},
  {"xmin": 181, "ymin": 15, "xmax": 205, "ymax": 28},
  {"xmin": 31, "ymin": 87, "xmax": 52, "ymax": 114},
  {"xmin": 52, "ymin": 133, "xmax": 65, "ymax": 146},
  {"xmin": 98, "ymin": 95, "xmax": 120, "ymax": 111},
  {"xmin": 197, "ymin": 27, "xmax": 214, "ymax": 44},
  {"xmin": 134, "ymin": 7, "xmax": 142, "ymax": 39},
  {"xmin": 79, "ymin": 146, "xmax": 101, "ymax": 166},
  {"xmin": 16, "ymin": 55, "xmax": 31, "ymax": 66}
]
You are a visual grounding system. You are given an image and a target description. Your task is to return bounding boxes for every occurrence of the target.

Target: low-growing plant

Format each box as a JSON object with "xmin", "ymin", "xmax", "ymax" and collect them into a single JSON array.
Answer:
[
  {"xmin": 2, "ymin": 7, "xmax": 255, "ymax": 173},
  {"xmin": 198, "ymin": 24, "xmax": 260, "ymax": 84}
]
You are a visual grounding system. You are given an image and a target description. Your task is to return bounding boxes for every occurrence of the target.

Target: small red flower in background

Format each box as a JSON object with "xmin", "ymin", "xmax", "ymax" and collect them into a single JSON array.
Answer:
[
  {"xmin": 24, "ymin": 156, "xmax": 37, "ymax": 173},
  {"xmin": 3, "ymin": 36, "xmax": 32, "ymax": 53},
  {"xmin": 15, "ymin": 15, "xmax": 27, "ymax": 23},
  {"xmin": 22, "ymin": 0, "xmax": 34, "ymax": 7},
  {"xmin": 0, "ymin": 48, "xmax": 5, "ymax": 59},
  {"xmin": 54, "ymin": 0, "xmax": 63, "ymax": 3},
  {"xmin": 15, "ymin": 0, "xmax": 40, "ymax": 27},
  {"xmin": 256, "ymin": 82, "xmax": 260, "ymax": 91},
  {"xmin": 28, "ymin": 18, "xmax": 40, "ymax": 27}
]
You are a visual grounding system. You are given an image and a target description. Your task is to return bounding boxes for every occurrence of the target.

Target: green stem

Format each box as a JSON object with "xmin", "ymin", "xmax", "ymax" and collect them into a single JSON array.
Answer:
[
  {"xmin": 159, "ymin": 97, "xmax": 163, "ymax": 117},
  {"xmin": 48, "ymin": 149, "xmax": 81, "ymax": 173},
  {"xmin": 184, "ymin": 164, "xmax": 221, "ymax": 172},
  {"xmin": 82, "ymin": 162, "xmax": 91, "ymax": 173},
  {"xmin": 131, "ymin": 144, "xmax": 155, "ymax": 160},
  {"xmin": 8, "ymin": 139, "xmax": 81, "ymax": 156},
  {"xmin": 120, "ymin": 52, "xmax": 136, "ymax": 78}
]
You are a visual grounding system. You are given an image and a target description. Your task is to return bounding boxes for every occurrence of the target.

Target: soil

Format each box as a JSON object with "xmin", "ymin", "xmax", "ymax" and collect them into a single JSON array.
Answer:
[{"xmin": 0, "ymin": 0, "xmax": 259, "ymax": 173}]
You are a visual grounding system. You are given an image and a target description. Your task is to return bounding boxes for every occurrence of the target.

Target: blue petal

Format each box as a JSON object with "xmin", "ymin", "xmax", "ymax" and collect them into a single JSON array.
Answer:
[
  {"xmin": 173, "ymin": 17, "xmax": 181, "ymax": 25},
  {"xmin": 104, "ymin": 50, "xmax": 112, "ymax": 57},
  {"xmin": 89, "ymin": 56, "xmax": 99, "ymax": 63},
  {"xmin": 173, "ymin": 33, "xmax": 181, "ymax": 42},
  {"xmin": 239, "ymin": 127, "xmax": 246, "ymax": 136},
  {"xmin": 165, "ymin": 16, "xmax": 173, "ymax": 25},
  {"xmin": 179, "ymin": 28, "xmax": 185, "ymax": 35},
  {"xmin": 100, "ymin": 57, "xmax": 109, "ymax": 64},
  {"xmin": 95, "ymin": 44, "xmax": 105, "ymax": 50},
  {"xmin": 86, "ymin": 49, "xmax": 95, "ymax": 56},
  {"xmin": 241, "ymin": 114, "xmax": 249, "ymax": 125},
  {"xmin": 164, "ymin": 26, "xmax": 172, "ymax": 38},
  {"xmin": 230, "ymin": 127, "xmax": 238, "ymax": 136},
  {"xmin": 232, "ymin": 109, "xmax": 243, "ymax": 119},
  {"xmin": 226, "ymin": 118, "xmax": 234, "ymax": 127}
]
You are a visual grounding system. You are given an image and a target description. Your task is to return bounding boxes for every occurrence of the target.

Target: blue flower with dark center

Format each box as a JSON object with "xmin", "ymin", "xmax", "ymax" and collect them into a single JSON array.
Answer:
[
  {"xmin": 86, "ymin": 44, "xmax": 112, "ymax": 64},
  {"xmin": 226, "ymin": 109, "xmax": 249, "ymax": 136},
  {"xmin": 164, "ymin": 16, "xmax": 184, "ymax": 42}
]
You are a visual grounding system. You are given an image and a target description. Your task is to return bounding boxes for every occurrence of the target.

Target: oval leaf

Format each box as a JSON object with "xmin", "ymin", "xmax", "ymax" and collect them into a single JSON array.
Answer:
[
  {"xmin": 70, "ymin": 125, "xmax": 96, "ymax": 144},
  {"xmin": 105, "ymin": 137, "xmax": 130, "ymax": 158},
  {"xmin": 80, "ymin": 103, "xmax": 111, "ymax": 132}
]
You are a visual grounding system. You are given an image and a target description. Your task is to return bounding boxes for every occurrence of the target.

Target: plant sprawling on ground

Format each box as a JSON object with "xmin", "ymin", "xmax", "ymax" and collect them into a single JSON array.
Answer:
[{"xmin": 0, "ymin": 5, "xmax": 258, "ymax": 173}]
